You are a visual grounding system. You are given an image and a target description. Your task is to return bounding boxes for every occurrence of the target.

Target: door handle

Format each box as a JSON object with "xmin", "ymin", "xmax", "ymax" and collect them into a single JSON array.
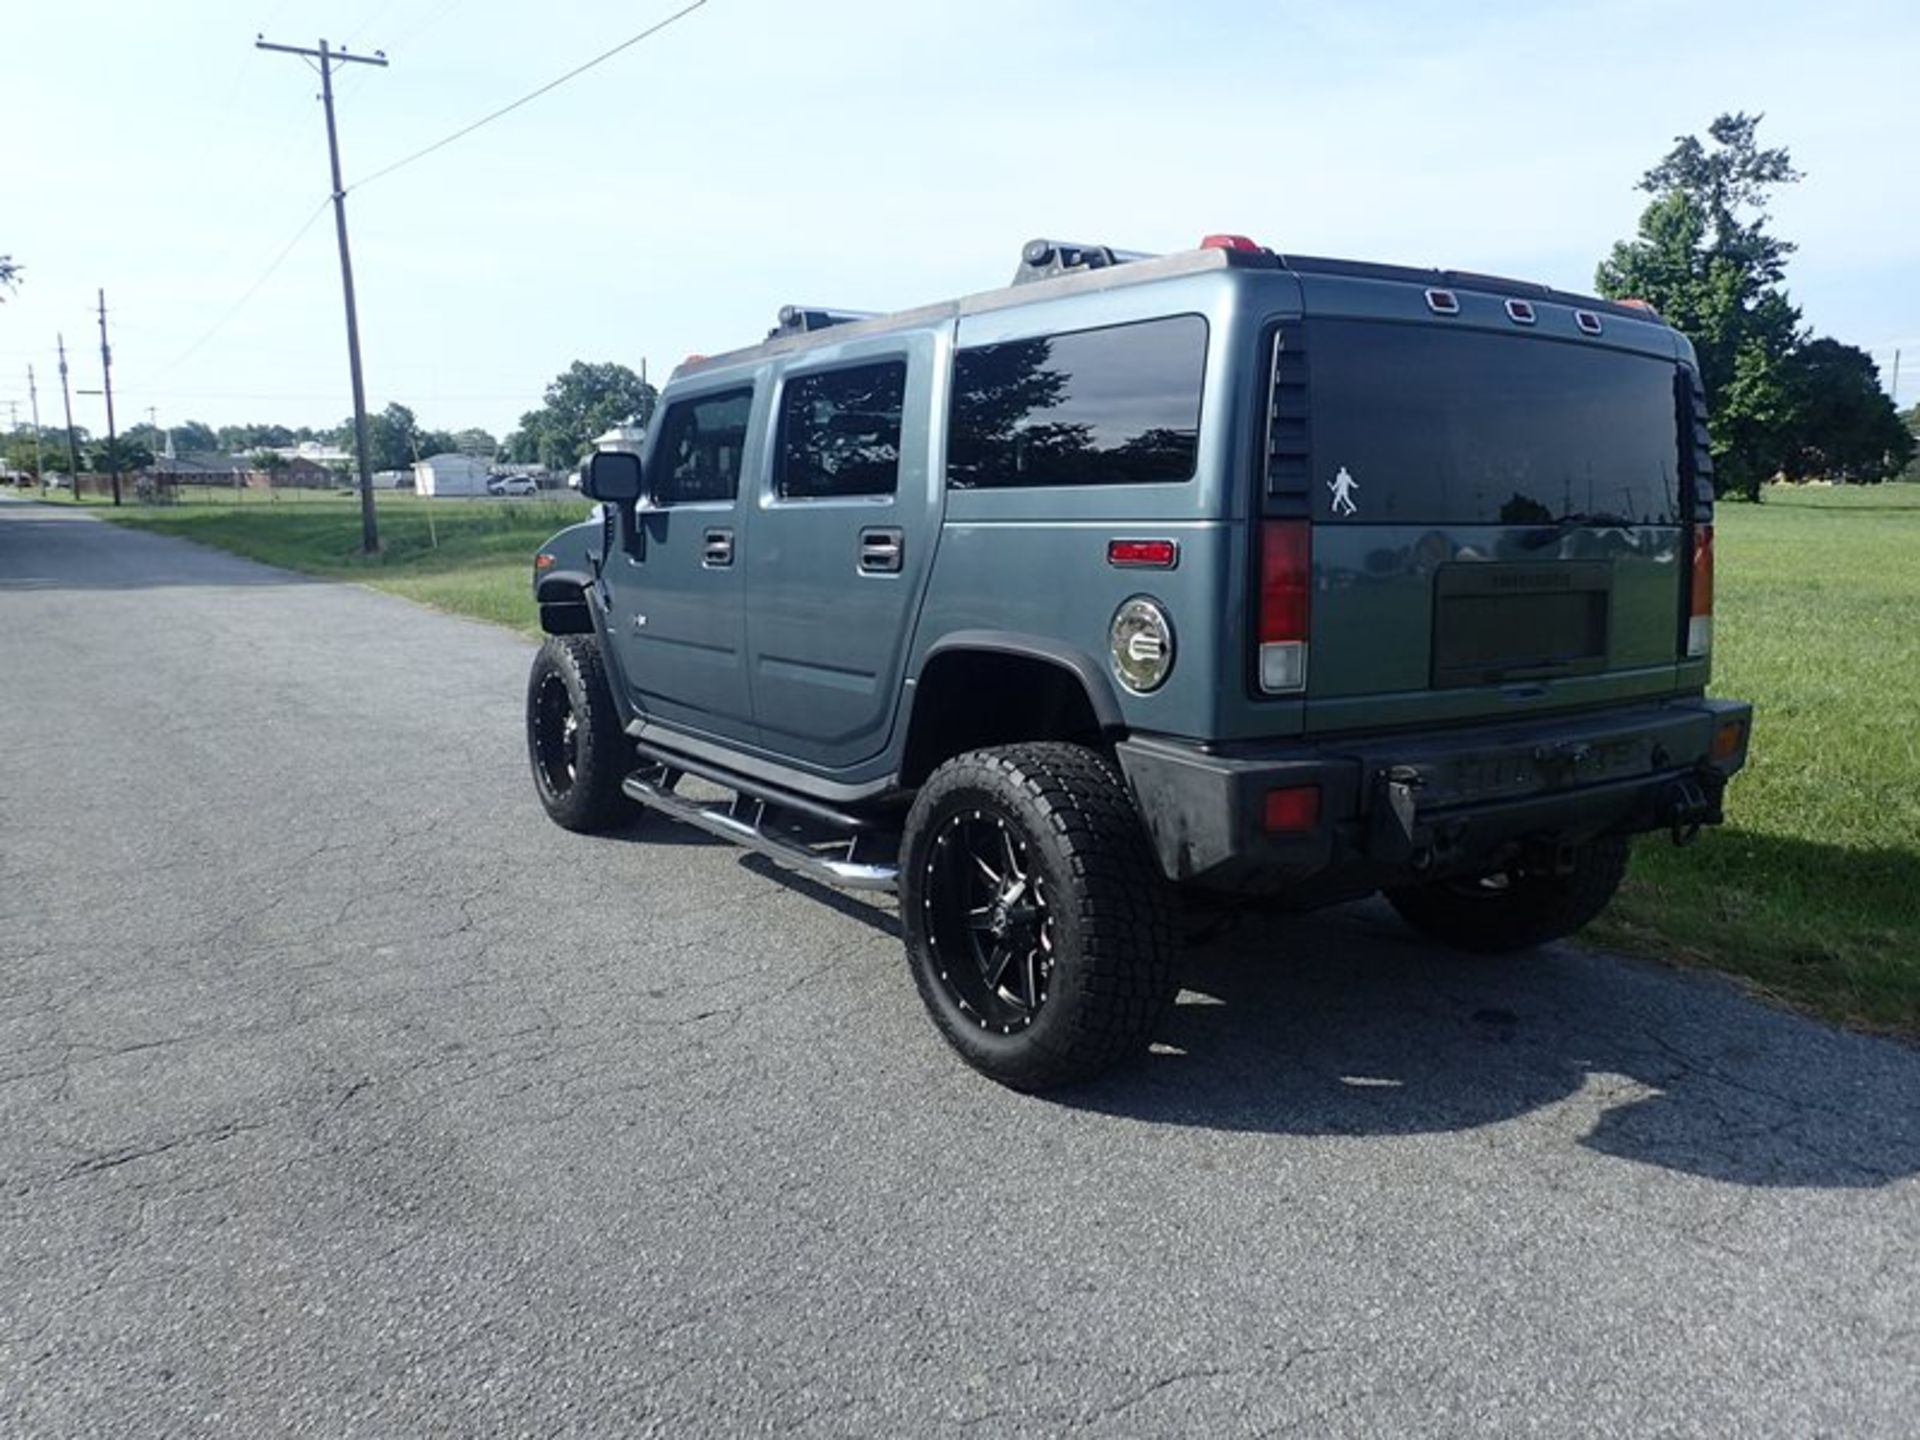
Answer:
[
  {"xmin": 702, "ymin": 527, "xmax": 734, "ymax": 568},
  {"xmin": 858, "ymin": 527, "xmax": 903, "ymax": 574}
]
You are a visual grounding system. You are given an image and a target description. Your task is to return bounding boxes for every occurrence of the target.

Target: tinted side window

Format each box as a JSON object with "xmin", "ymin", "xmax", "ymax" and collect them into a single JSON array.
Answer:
[
  {"xmin": 776, "ymin": 361, "xmax": 907, "ymax": 499},
  {"xmin": 948, "ymin": 315, "xmax": 1207, "ymax": 489},
  {"xmin": 652, "ymin": 387, "xmax": 753, "ymax": 504}
]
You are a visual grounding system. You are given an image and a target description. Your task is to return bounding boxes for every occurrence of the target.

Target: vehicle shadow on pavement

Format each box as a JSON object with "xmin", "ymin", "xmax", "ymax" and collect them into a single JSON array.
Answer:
[{"xmin": 1061, "ymin": 902, "xmax": 1920, "ymax": 1191}]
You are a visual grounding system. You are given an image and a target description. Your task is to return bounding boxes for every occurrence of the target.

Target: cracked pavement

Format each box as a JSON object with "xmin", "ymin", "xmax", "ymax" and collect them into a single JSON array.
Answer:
[{"xmin": 2, "ymin": 500, "xmax": 1916, "ymax": 1436}]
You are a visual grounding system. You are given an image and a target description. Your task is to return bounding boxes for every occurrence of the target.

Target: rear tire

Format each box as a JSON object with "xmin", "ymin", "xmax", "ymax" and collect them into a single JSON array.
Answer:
[
  {"xmin": 526, "ymin": 635, "xmax": 638, "ymax": 834},
  {"xmin": 1385, "ymin": 836, "xmax": 1631, "ymax": 954},
  {"xmin": 900, "ymin": 743, "xmax": 1177, "ymax": 1091}
]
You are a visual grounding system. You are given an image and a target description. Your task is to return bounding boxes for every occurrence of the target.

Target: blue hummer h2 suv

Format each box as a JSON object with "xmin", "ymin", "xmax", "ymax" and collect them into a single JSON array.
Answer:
[{"xmin": 525, "ymin": 234, "xmax": 1752, "ymax": 1091}]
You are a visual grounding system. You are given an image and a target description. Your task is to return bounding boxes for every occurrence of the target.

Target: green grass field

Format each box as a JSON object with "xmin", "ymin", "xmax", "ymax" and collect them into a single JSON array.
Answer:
[
  {"xmin": 75, "ymin": 481, "xmax": 1920, "ymax": 1034},
  {"xmin": 1588, "ymin": 484, "xmax": 1920, "ymax": 1033}
]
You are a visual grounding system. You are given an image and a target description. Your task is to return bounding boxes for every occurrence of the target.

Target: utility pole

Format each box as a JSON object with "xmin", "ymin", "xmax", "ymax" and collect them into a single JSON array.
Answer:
[
  {"xmin": 27, "ymin": 366, "xmax": 45, "ymax": 492},
  {"xmin": 56, "ymin": 335, "xmax": 82, "ymax": 490},
  {"xmin": 257, "ymin": 35, "xmax": 387, "ymax": 553},
  {"xmin": 1892, "ymin": 349, "xmax": 1902, "ymax": 409},
  {"xmin": 96, "ymin": 289, "xmax": 122, "ymax": 506}
]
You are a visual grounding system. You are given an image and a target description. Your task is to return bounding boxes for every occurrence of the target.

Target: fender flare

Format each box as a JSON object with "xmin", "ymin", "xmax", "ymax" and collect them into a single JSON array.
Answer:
[
  {"xmin": 915, "ymin": 629, "xmax": 1125, "ymax": 731},
  {"xmin": 536, "ymin": 568, "xmax": 598, "ymax": 636}
]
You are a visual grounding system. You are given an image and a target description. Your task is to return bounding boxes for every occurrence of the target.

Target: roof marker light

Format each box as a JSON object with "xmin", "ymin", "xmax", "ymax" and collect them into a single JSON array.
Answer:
[
  {"xmin": 1574, "ymin": 310, "xmax": 1604, "ymax": 335},
  {"xmin": 1505, "ymin": 299, "xmax": 1537, "ymax": 326},
  {"xmin": 1200, "ymin": 234, "xmax": 1262, "ymax": 252},
  {"xmin": 1618, "ymin": 297, "xmax": 1661, "ymax": 317},
  {"xmin": 1425, "ymin": 288, "xmax": 1460, "ymax": 316}
]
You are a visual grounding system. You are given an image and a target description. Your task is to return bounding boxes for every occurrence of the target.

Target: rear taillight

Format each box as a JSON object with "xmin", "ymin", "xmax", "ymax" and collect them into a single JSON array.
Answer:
[
  {"xmin": 1258, "ymin": 519, "xmax": 1311, "ymax": 692},
  {"xmin": 1687, "ymin": 523, "xmax": 1714, "ymax": 658},
  {"xmin": 1261, "ymin": 784, "xmax": 1321, "ymax": 833}
]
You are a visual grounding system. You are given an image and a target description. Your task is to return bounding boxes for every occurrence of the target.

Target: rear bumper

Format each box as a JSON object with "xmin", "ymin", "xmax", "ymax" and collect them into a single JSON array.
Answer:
[{"xmin": 1115, "ymin": 698, "xmax": 1752, "ymax": 893}]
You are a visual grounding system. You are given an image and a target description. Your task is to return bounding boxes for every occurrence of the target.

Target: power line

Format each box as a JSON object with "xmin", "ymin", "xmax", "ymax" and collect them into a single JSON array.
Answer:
[
  {"xmin": 351, "ymin": 0, "xmax": 709, "ymax": 192},
  {"xmin": 168, "ymin": 197, "xmax": 333, "ymax": 369}
]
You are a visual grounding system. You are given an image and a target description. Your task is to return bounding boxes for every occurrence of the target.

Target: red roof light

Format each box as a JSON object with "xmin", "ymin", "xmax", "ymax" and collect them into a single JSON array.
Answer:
[{"xmin": 1200, "ymin": 233, "xmax": 1262, "ymax": 252}]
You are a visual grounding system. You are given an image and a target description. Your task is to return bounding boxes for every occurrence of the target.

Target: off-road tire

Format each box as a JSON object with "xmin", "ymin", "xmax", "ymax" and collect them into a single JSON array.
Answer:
[
  {"xmin": 525, "ymin": 635, "xmax": 638, "ymax": 834},
  {"xmin": 900, "ymin": 743, "xmax": 1177, "ymax": 1091},
  {"xmin": 1385, "ymin": 836, "xmax": 1632, "ymax": 954}
]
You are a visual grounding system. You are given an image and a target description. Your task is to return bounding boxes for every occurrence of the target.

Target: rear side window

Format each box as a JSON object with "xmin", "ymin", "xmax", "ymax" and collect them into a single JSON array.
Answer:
[
  {"xmin": 948, "ymin": 315, "xmax": 1207, "ymax": 489},
  {"xmin": 652, "ymin": 387, "xmax": 753, "ymax": 504},
  {"xmin": 775, "ymin": 361, "xmax": 907, "ymax": 499}
]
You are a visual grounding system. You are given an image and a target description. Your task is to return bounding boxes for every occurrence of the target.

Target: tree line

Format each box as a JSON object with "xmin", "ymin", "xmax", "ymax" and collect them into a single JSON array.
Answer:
[
  {"xmin": 1, "ymin": 363, "xmax": 658, "ymax": 482},
  {"xmin": 1597, "ymin": 112, "xmax": 1914, "ymax": 496}
]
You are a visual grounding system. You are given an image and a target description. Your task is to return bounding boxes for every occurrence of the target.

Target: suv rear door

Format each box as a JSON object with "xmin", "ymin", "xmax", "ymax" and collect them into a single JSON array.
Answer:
[
  {"xmin": 742, "ymin": 329, "xmax": 941, "ymax": 771},
  {"xmin": 1266, "ymin": 287, "xmax": 1697, "ymax": 735}
]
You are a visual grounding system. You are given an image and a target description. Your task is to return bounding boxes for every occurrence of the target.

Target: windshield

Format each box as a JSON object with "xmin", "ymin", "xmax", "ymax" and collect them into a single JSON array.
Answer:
[{"xmin": 1304, "ymin": 320, "xmax": 1681, "ymax": 526}]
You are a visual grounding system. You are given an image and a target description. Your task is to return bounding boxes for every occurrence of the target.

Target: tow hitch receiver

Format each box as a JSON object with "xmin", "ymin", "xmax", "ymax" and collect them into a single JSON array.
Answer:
[{"xmin": 1661, "ymin": 771, "xmax": 1718, "ymax": 847}]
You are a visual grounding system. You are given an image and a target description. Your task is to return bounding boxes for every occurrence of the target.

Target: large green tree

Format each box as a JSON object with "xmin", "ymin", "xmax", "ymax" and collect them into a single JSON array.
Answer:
[
  {"xmin": 1597, "ymin": 113, "xmax": 1803, "ymax": 499},
  {"xmin": 1775, "ymin": 340, "xmax": 1915, "ymax": 482},
  {"xmin": 216, "ymin": 422, "xmax": 295, "ymax": 454},
  {"xmin": 169, "ymin": 419, "xmax": 219, "ymax": 456},
  {"xmin": 4, "ymin": 426, "xmax": 81, "ymax": 478},
  {"xmin": 90, "ymin": 434, "xmax": 153, "ymax": 475},
  {"xmin": 511, "ymin": 361, "xmax": 657, "ymax": 471}
]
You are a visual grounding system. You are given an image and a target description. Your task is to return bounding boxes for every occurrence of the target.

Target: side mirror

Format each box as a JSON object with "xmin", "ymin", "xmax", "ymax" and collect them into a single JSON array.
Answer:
[{"xmin": 582, "ymin": 451, "xmax": 644, "ymax": 503}]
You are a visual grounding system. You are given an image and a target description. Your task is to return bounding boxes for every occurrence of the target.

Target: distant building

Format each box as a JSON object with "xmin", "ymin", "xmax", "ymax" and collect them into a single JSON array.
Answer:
[
  {"xmin": 268, "ymin": 441, "xmax": 353, "ymax": 466},
  {"xmin": 592, "ymin": 423, "xmax": 647, "ymax": 455},
  {"xmin": 150, "ymin": 452, "xmax": 260, "ymax": 488},
  {"xmin": 413, "ymin": 452, "xmax": 492, "ymax": 497}
]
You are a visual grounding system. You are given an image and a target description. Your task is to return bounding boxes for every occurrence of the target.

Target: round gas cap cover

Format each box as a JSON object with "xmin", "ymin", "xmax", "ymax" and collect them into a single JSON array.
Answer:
[{"xmin": 1110, "ymin": 597, "xmax": 1175, "ymax": 693}]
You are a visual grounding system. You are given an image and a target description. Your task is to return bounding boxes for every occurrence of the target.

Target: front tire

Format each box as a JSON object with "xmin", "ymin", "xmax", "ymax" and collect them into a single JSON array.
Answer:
[
  {"xmin": 1385, "ymin": 836, "xmax": 1631, "ymax": 954},
  {"xmin": 900, "ymin": 743, "xmax": 1177, "ymax": 1091},
  {"xmin": 525, "ymin": 635, "xmax": 638, "ymax": 834}
]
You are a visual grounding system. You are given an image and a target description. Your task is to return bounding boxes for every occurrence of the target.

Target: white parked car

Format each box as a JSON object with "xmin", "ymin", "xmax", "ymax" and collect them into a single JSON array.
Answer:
[{"xmin": 488, "ymin": 475, "xmax": 540, "ymax": 497}]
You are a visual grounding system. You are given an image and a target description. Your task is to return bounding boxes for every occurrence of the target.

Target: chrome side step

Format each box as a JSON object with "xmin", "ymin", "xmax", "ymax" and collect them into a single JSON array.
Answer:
[{"xmin": 621, "ymin": 766, "xmax": 899, "ymax": 893}]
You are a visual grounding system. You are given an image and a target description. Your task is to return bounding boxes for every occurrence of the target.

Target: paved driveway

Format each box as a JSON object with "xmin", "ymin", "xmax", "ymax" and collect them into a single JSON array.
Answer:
[{"xmin": 2, "ymin": 501, "xmax": 1915, "ymax": 1436}]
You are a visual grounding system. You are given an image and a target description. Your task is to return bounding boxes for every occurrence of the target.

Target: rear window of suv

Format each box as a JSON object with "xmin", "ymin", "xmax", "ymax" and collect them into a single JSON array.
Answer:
[
  {"xmin": 947, "ymin": 315, "xmax": 1206, "ymax": 489},
  {"xmin": 1304, "ymin": 320, "xmax": 1681, "ymax": 525}
]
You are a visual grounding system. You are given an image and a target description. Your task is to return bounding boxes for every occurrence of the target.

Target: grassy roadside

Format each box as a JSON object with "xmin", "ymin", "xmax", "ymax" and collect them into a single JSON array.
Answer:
[{"xmin": 64, "ymin": 481, "xmax": 1920, "ymax": 1035}]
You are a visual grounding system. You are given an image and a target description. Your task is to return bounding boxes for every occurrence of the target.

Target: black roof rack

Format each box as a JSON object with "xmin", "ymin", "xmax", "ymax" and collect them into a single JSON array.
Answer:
[
  {"xmin": 768, "ymin": 305, "xmax": 879, "ymax": 340},
  {"xmin": 1011, "ymin": 237, "xmax": 1157, "ymax": 286}
]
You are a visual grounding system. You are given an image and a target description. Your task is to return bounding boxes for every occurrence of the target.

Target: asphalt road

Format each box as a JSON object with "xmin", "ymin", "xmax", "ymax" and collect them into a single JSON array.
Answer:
[{"xmin": 2, "ymin": 500, "xmax": 1915, "ymax": 1437}]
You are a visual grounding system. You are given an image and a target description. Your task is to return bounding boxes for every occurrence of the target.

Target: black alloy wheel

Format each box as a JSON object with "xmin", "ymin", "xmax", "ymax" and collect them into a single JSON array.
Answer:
[
  {"xmin": 524, "ymin": 635, "xmax": 638, "ymax": 834},
  {"xmin": 899, "ymin": 743, "xmax": 1177, "ymax": 1090},
  {"xmin": 921, "ymin": 806, "xmax": 1057, "ymax": 1034},
  {"xmin": 530, "ymin": 670, "xmax": 581, "ymax": 803}
]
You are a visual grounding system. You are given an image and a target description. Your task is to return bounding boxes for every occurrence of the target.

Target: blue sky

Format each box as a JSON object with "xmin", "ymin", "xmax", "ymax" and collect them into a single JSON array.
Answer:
[{"xmin": 2, "ymin": 0, "xmax": 1915, "ymax": 441}]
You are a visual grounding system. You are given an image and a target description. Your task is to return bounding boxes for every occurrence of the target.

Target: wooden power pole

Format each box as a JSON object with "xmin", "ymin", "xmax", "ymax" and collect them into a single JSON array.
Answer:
[
  {"xmin": 256, "ymin": 34, "xmax": 388, "ymax": 552},
  {"xmin": 56, "ymin": 335, "xmax": 82, "ymax": 487},
  {"xmin": 96, "ymin": 289, "xmax": 122, "ymax": 506},
  {"xmin": 26, "ymin": 365, "xmax": 45, "ymax": 491}
]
